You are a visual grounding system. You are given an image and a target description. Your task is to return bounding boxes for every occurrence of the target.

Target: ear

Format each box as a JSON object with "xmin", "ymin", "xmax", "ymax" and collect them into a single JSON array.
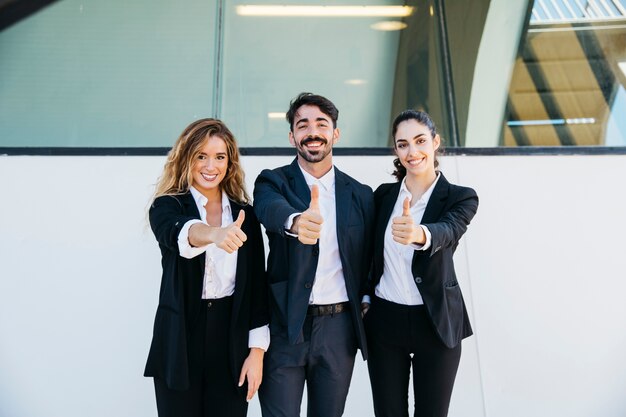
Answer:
[
  {"xmin": 433, "ymin": 134, "xmax": 441, "ymax": 151},
  {"xmin": 332, "ymin": 127, "xmax": 340, "ymax": 145},
  {"xmin": 288, "ymin": 131, "xmax": 296, "ymax": 147}
]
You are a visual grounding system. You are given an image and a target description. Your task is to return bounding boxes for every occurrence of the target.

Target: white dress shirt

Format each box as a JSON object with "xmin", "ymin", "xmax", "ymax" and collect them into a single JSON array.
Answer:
[
  {"xmin": 177, "ymin": 186, "xmax": 269, "ymax": 350},
  {"xmin": 286, "ymin": 165, "xmax": 349, "ymax": 305},
  {"xmin": 374, "ymin": 174, "xmax": 440, "ymax": 306}
]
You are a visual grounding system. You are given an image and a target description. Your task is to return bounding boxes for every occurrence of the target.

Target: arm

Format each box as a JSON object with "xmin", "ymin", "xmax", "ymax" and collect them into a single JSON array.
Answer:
[
  {"xmin": 422, "ymin": 187, "xmax": 479, "ymax": 256},
  {"xmin": 149, "ymin": 195, "xmax": 199, "ymax": 252},
  {"xmin": 239, "ymin": 205, "xmax": 269, "ymax": 401},
  {"xmin": 253, "ymin": 169, "xmax": 301, "ymax": 236}
]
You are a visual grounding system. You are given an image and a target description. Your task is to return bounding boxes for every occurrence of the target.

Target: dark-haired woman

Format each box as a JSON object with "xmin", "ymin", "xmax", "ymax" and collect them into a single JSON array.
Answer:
[
  {"xmin": 363, "ymin": 110, "xmax": 478, "ymax": 417},
  {"xmin": 144, "ymin": 119, "xmax": 269, "ymax": 417}
]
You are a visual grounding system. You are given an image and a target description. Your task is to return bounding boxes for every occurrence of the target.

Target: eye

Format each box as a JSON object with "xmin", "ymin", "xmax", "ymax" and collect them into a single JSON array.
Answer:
[
  {"xmin": 417, "ymin": 138, "xmax": 426, "ymax": 144},
  {"xmin": 298, "ymin": 124, "xmax": 307, "ymax": 130},
  {"xmin": 397, "ymin": 143, "xmax": 407, "ymax": 149},
  {"xmin": 197, "ymin": 154, "xmax": 207, "ymax": 160},
  {"xmin": 216, "ymin": 155, "xmax": 226, "ymax": 160}
]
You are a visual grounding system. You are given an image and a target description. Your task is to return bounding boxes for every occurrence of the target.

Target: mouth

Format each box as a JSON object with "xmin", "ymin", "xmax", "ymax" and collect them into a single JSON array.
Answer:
[
  {"xmin": 407, "ymin": 157, "xmax": 425, "ymax": 167},
  {"xmin": 201, "ymin": 173, "xmax": 218, "ymax": 182},
  {"xmin": 301, "ymin": 137, "xmax": 327, "ymax": 150}
]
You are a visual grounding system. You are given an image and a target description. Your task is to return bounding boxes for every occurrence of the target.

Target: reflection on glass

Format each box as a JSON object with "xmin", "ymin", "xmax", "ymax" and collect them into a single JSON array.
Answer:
[
  {"xmin": 502, "ymin": 0, "xmax": 626, "ymax": 146},
  {"xmin": 220, "ymin": 0, "xmax": 452, "ymax": 148}
]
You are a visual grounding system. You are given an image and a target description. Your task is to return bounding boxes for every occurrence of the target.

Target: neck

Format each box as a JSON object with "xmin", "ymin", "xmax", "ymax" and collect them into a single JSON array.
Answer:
[
  {"xmin": 405, "ymin": 170, "xmax": 437, "ymax": 198},
  {"xmin": 298, "ymin": 156, "xmax": 333, "ymax": 179},
  {"xmin": 198, "ymin": 187, "xmax": 222, "ymax": 203}
]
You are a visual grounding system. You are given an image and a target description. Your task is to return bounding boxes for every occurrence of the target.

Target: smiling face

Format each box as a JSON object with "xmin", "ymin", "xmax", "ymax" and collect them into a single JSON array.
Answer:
[
  {"xmin": 191, "ymin": 135, "xmax": 228, "ymax": 198},
  {"xmin": 289, "ymin": 104, "xmax": 339, "ymax": 173},
  {"xmin": 394, "ymin": 119, "xmax": 440, "ymax": 179}
]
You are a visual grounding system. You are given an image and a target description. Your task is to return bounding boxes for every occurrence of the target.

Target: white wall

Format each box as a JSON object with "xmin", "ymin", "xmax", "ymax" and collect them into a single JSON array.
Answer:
[{"xmin": 1, "ymin": 153, "xmax": 625, "ymax": 417}]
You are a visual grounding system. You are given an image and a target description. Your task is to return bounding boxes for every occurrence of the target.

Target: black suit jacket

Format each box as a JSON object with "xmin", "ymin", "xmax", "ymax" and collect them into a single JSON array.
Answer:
[
  {"xmin": 253, "ymin": 159, "xmax": 374, "ymax": 358},
  {"xmin": 144, "ymin": 192, "xmax": 268, "ymax": 391},
  {"xmin": 369, "ymin": 174, "xmax": 478, "ymax": 348}
]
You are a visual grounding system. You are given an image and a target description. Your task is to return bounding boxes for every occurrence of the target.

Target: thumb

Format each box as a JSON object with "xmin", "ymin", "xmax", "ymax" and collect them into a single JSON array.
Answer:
[
  {"xmin": 235, "ymin": 209, "xmax": 245, "ymax": 227},
  {"xmin": 309, "ymin": 184, "xmax": 320, "ymax": 211},
  {"xmin": 402, "ymin": 197, "xmax": 411, "ymax": 216},
  {"xmin": 238, "ymin": 366, "xmax": 246, "ymax": 387}
]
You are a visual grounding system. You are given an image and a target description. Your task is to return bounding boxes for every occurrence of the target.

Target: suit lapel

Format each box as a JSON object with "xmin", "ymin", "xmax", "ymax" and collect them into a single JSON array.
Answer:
[
  {"xmin": 421, "ymin": 173, "xmax": 450, "ymax": 224},
  {"xmin": 230, "ymin": 200, "xmax": 246, "ymax": 322},
  {"xmin": 377, "ymin": 183, "xmax": 401, "ymax": 241},
  {"xmin": 334, "ymin": 168, "xmax": 352, "ymax": 253},
  {"xmin": 288, "ymin": 158, "xmax": 312, "ymax": 211},
  {"xmin": 181, "ymin": 191, "xmax": 200, "ymax": 219}
]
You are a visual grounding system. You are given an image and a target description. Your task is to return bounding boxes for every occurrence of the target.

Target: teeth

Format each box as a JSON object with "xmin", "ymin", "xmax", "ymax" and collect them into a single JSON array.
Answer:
[{"xmin": 201, "ymin": 173, "xmax": 217, "ymax": 181}]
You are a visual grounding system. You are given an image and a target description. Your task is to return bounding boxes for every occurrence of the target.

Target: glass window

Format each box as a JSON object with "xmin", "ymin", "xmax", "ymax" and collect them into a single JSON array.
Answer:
[
  {"xmin": 219, "ymin": 0, "xmax": 455, "ymax": 147},
  {"xmin": 0, "ymin": 0, "xmax": 218, "ymax": 147},
  {"xmin": 501, "ymin": 0, "xmax": 626, "ymax": 146}
]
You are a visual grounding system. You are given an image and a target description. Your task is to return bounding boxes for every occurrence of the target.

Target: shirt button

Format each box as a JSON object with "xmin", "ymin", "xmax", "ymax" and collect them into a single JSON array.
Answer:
[{"xmin": 414, "ymin": 277, "xmax": 423, "ymax": 284}]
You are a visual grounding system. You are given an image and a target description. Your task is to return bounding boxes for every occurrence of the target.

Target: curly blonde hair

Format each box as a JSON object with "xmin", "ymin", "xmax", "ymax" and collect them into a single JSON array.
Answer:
[{"xmin": 154, "ymin": 118, "xmax": 249, "ymax": 204}]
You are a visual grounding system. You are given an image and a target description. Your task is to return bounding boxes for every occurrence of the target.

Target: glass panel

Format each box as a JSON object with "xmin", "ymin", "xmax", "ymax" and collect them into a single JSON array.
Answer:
[
  {"xmin": 220, "ymin": 0, "xmax": 452, "ymax": 147},
  {"xmin": 0, "ymin": 0, "xmax": 217, "ymax": 147},
  {"xmin": 501, "ymin": 0, "xmax": 626, "ymax": 146}
]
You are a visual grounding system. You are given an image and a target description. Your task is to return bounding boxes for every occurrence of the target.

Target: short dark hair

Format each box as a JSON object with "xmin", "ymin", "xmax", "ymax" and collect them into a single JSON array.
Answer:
[
  {"xmin": 391, "ymin": 110, "xmax": 443, "ymax": 181},
  {"xmin": 286, "ymin": 92, "xmax": 339, "ymax": 131}
]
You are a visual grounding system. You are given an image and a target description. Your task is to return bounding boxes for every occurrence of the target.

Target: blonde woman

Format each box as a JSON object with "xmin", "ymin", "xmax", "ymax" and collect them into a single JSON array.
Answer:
[{"xmin": 144, "ymin": 119, "xmax": 268, "ymax": 417}]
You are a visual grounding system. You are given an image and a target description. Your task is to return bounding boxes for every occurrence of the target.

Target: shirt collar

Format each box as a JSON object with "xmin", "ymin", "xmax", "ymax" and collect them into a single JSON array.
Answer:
[
  {"xmin": 400, "ymin": 172, "xmax": 441, "ymax": 205},
  {"xmin": 298, "ymin": 164, "xmax": 335, "ymax": 192},
  {"xmin": 189, "ymin": 186, "xmax": 231, "ymax": 215}
]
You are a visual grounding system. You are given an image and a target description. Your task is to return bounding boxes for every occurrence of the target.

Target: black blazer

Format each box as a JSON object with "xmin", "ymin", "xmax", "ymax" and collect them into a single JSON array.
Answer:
[
  {"xmin": 144, "ymin": 192, "xmax": 268, "ymax": 391},
  {"xmin": 369, "ymin": 174, "xmax": 478, "ymax": 348},
  {"xmin": 253, "ymin": 159, "xmax": 374, "ymax": 358}
]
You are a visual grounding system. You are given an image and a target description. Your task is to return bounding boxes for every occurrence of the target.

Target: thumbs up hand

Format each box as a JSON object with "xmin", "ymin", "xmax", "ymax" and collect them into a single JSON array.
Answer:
[
  {"xmin": 294, "ymin": 185, "xmax": 324, "ymax": 245},
  {"xmin": 391, "ymin": 197, "xmax": 425, "ymax": 245},
  {"xmin": 212, "ymin": 209, "xmax": 248, "ymax": 253}
]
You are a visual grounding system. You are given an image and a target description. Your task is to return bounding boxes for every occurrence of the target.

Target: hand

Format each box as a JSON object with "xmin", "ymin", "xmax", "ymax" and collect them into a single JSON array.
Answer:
[
  {"xmin": 294, "ymin": 185, "xmax": 323, "ymax": 245},
  {"xmin": 238, "ymin": 347, "xmax": 264, "ymax": 401},
  {"xmin": 361, "ymin": 302, "xmax": 370, "ymax": 318},
  {"xmin": 211, "ymin": 210, "xmax": 247, "ymax": 253},
  {"xmin": 391, "ymin": 197, "xmax": 425, "ymax": 245}
]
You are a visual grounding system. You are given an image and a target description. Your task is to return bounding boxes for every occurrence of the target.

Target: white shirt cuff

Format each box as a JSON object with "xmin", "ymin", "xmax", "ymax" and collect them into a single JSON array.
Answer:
[
  {"xmin": 177, "ymin": 219, "xmax": 210, "ymax": 259},
  {"xmin": 361, "ymin": 295, "xmax": 371, "ymax": 304},
  {"xmin": 284, "ymin": 213, "xmax": 301, "ymax": 237},
  {"xmin": 248, "ymin": 325, "xmax": 270, "ymax": 351},
  {"xmin": 411, "ymin": 225, "xmax": 432, "ymax": 251}
]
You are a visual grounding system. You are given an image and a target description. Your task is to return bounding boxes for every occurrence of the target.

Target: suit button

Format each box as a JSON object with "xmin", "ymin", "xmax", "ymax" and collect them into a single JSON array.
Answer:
[
  {"xmin": 305, "ymin": 282, "xmax": 312, "ymax": 289},
  {"xmin": 207, "ymin": 302, "xmax": 213, "ymax": 308},
  {"xmin": 313, "ymin": 247, "xmax": 319, "ymax": 256},
  {"xmin": 414, "ymin": 277, "xmax": 422, "ymax": 284}
]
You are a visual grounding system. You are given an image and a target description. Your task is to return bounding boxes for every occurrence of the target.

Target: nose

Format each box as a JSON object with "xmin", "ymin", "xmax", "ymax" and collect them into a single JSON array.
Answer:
[{"xmin": 202, "ymin": 158, "xmax": 215, "ymax": 170}]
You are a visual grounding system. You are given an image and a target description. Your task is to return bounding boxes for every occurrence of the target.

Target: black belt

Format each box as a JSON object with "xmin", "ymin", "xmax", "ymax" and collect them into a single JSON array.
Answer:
[{"xmin": 307, "ymin": 302, "xmax": 350, "ymax": 316}]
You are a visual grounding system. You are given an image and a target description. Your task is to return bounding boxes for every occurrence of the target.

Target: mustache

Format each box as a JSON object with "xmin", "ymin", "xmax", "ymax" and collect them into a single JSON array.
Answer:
[{"xmin": 301, "ymin": 136, "xmax": 328, "ymax": 146}]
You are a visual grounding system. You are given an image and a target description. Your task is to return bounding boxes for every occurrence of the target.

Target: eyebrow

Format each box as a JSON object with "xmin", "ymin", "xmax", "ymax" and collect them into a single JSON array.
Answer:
[
  {"xmin": 396, "ymin": 133, "xmax": 427, "ymax": 142},
  {"xmin": 295, "ymin": 116, "xmax": 330, "ymax": 126}
]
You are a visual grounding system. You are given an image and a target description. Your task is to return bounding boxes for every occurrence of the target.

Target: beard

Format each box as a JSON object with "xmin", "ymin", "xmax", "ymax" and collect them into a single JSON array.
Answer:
[{"xmin": 296, "ymin": 136, "xmax": 332, "ymax": 163}]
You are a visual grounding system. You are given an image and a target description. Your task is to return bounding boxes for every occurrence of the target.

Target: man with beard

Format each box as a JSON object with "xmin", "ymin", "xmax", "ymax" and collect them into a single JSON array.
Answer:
[{"xmin": 253, "ymin": 92, "xmax": 374, "ymax": 417}]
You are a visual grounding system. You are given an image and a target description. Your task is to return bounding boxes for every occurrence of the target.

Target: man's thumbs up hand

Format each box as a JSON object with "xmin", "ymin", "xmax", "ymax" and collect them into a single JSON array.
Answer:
[{"xmin": 293, "ymin": 185, "xmax": 324, "ymax": 245}]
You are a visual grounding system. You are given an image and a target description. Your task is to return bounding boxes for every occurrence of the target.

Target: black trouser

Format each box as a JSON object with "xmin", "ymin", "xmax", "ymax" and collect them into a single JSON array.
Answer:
[
  {"xmin": 259, "ymin": 307, "xmax": 357, "ymax": 417},
  {"xmin": 154, "ymin": 297, "xmax": 247, "ymax": 417},
  {"xmin": 365, "ymin": 296, "xmax": 462, "ymax": 417}
]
